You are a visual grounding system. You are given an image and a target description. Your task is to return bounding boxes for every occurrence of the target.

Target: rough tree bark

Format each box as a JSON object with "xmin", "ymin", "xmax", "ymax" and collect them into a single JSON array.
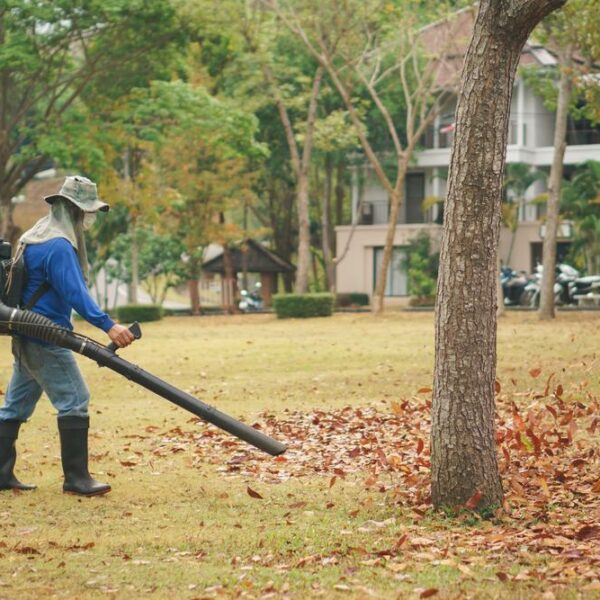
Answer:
[
  {"xmin": 539, "ymin": 46, "xmax": 574, "ymax": 320},
  {"xmin": 432, "ymin": 0, "xmax": 567, "ymax": 510}
]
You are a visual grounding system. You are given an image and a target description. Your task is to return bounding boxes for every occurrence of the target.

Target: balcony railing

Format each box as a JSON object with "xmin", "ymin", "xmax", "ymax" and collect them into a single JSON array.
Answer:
[
  {"xmin": 359, "ymin": 200, "xmax": 388, "ymax": 225},
  {"xmin": 359, "ymin": 200, "xmax": 437, "ymax": 225},
  {"xmin": 566, "ymin": 129, "xmax": 600, "ymax": 145},
  {"xmin": 422, "ymin": 119, "xmax": 524, "ymax": 149}
]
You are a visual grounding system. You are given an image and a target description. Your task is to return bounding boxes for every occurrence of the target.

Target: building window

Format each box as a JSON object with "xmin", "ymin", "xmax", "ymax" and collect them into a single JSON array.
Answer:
[
  {"xmin": 405, "ymin": 173, "xmax": 425, "ymax": 224},
  {"xmin": 373, "ymin": 247, "xmax": 408, "ymax": 296}
]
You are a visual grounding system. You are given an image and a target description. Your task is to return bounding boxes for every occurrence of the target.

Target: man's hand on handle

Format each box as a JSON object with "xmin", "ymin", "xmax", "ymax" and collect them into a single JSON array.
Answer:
[{"xmin": 108, "ymin": 324, "xmax": 136, "ymax": 348}]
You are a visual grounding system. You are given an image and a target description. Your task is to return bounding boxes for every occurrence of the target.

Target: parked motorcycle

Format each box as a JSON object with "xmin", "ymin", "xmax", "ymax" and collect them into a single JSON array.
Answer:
[
  {"xmin": 520, "ymin": 263, "xmax": 600, "ymax": 307},
  {"xmin": 554, "ymin": 264, "xmax": 600, "ymax": 305},
  {"xmin": 501, "ymin": 266, "xmax": 532, "ymax": 306},
  {"xmin": 239, "ymin": 283, "xmax": 264, "ymax": 312}
]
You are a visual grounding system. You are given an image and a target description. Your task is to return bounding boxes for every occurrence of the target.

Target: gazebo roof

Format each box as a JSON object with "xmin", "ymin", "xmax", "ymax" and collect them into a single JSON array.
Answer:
[{"xmin": 202, "ymin": 239, "xmax": 295, "ymax": 274}]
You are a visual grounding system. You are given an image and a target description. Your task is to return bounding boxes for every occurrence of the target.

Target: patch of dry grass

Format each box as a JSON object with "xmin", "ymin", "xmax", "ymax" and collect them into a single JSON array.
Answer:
[{"xmin": 0, "ymin": 311, "xmax": 599, "ymax": 599}]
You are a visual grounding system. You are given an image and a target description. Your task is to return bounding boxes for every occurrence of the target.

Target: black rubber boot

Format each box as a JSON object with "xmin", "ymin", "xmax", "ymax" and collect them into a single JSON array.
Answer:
[
  {"xmin": 0, "ymin": 420, "xmax": 36, "ymax": 491},
  {"xmin": 58, "ymin": 416, "xmax": 111, "ymax": 496}
]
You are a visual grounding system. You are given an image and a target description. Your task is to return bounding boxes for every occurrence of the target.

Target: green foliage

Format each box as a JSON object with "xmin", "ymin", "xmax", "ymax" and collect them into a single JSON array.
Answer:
[
  {"xmin": 115, "ymin": 80, "xmax": 267, "ymax": 159},
  {"xmin": 560, "ymin": 161, "xmax": 600, "ymax": 273},
  {"xmin": 526, "ymin": 0, "xmax": 600, "ymax": 124},
  {"xmin": 107, "ymin": 228, "xmax": 187, "ymax": 305},
  {"xmin": 404, "ymin": 232, "xmax": 439, "ymax": 299},
  {"xmin": 273, "ymin": 293, "xmax": 334, "ymax": 318},
  {"xmin": 116, "ymin": 304, "xmax": 163, "ymax": 323},
  {"xmin": 335, "ymin": 293, "xmax": 370, "ymax": 307},
  {"xmin": 0, "ymin": 0, "xmax": 186, "ymax": 232}
]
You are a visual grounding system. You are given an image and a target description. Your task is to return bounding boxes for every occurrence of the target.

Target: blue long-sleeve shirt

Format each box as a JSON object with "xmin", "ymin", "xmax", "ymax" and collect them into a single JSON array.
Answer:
[{"xmin": 22, "ymin": 238, "xmax": 114, "ymax": 334}]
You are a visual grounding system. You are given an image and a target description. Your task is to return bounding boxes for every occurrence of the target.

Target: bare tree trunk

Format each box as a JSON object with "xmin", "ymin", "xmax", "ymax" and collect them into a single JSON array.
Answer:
[
  {"xmin": 295, "ymin": 172, "xmax": 311, "ymax": 293},
  {"xmin": 129, "ymin": 217, "xmax": 139, "ymax": 304},
  {"xmin": 539, "ymin": 47, "xmax": 573, "ymax": 320},
  {"xmin": 432, "ymin": 0, "xmax": 565, "ymax": 510},
  {"xmin": 188, "ymin": 257, "xmax": 201, "ymax": 316},
  {"xmin": 373, "ymin": 177, "xmax": 406, "ymax": 315},
  {"xmin": 505, "ymin": 214, "xmax": 519, "ymax": 266},
  {"xmin": 123, "ymin": 149, "xmax": 139, "ymax": 305},
  {"xmin": 222, "ymin": 244, "xmax": 237, "ymax": 314},
  {"xmin": 335, "ymin": 160, "xmax": 345, "ymax": 231},
  {"xmin": 294, "ymin": 68, "xmax": 323, "ymax": 293},
  {"xmin": 0, "ymin": 161, "xmax": 46, "ymax": 242},
  {"xmin": 321, "ymin": 156, "xmax": 335, "ymax": 291},
  {"xmin": 188, "ymin": 279, "xmax": 200, "ymax": 315},
  {"xmin": 261, "ymin": 62, "xmax": 322, "ymax": 294},
  {"xmin": 0, "ymin": 195, "xmax": 11, "ymax": 241},
  {"xmin": 218, "ymin": 211, "xmax": 237, "ymax": 314}
]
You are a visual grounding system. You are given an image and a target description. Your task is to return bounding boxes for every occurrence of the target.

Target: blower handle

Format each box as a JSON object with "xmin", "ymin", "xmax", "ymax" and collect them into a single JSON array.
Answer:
[{"xmin": 106, "ymin": 321, "xmax": 142, "ymax": 353}]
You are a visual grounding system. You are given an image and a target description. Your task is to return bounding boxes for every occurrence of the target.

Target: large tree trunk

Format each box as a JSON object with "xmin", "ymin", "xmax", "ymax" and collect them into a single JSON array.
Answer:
[
  {"xmin": 432, "ymin": 0, "xmax": 566, "ymax": 510},
  {"xmin": 539, "ymin": 46, "xmax": 573, "ymax": 320}
]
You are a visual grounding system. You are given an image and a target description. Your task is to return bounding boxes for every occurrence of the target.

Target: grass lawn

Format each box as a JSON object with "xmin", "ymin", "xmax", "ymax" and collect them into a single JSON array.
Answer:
[{"xmin": 0, "ymin": 311, "xmax": 598, "ymax": 599}]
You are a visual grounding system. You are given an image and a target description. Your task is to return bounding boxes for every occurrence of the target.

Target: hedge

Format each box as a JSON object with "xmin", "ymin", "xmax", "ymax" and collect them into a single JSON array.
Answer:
[
  {"xmin": 335, "ymin": 292, "xmax": 370, "ymax": 307},
  {"xmin": 116, "ymin": 304, "xmax": 163, "ymax": 323},
  {"xmin": 272, "ymin": 293, "xmax": 334, "ymax": 319}
]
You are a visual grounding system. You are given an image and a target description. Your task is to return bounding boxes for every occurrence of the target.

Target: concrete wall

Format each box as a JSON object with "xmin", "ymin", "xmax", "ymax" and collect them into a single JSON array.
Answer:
[
  {"xmin": 335, "ymin": 224, "xmax": 443, "ymax": 300},
  {"xmin": 499, "ymin": 222, "xmax": 542, "ymax": 273},
  {"xmin": 335, "ymin": 221, "xmax": 553, "ymax": 301}
]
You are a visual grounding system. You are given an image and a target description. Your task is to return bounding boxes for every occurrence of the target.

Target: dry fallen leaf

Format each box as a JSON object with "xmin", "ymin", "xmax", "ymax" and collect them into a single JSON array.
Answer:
[
  {"xmin": 465, "ymin": 490, "xmax": 483, "ymax": 510},
  {"xmin": 575, "ymin": 525, "xmax": 600, "ymax": 541},
  {"xmin": 246, "ymin": 486, "xmax": 263, "ymax": 500}
]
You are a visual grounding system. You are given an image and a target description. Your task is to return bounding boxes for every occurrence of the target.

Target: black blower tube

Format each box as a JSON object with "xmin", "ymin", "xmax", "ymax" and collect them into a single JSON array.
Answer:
[{"xmin": 0, "ymin": 302, "xmax": 286, "ymax": 456}]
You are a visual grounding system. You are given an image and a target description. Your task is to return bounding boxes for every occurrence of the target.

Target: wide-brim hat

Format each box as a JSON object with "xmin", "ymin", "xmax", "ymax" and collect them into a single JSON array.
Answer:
[{"xmin": 44, "ymin": 176, "xmax": 109, "ymax": 212}]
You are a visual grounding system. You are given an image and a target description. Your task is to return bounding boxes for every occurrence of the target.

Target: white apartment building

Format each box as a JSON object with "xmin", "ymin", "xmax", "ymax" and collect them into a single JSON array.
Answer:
[{"xmin": 335, "ymin": 40, "xmax": 600, "ymax": 304}]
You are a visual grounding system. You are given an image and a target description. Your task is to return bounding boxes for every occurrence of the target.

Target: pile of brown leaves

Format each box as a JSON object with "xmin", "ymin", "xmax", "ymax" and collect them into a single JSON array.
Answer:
[{"xmin": 148, "ymin": 375, "xmax": 600, "ymax": 588}]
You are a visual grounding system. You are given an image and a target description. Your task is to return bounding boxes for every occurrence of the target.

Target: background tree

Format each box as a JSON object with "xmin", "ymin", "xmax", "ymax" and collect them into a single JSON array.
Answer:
[
  {"xmin": 309, "ymin": 107, "xmax": 360, "ymax": 292},
  {"xmin": 160, "ymin": 135, "xmax": 261, "ymax": 314},
  {"xmin": 261, "ymin": 0, "xmax": 464, "ymax": 313},
  {"xmin": 85, "ymin": 204, "xmax": 130, "ymax": 310},
  {"xmin": 95, "ymin": 79, "xmax": 263, "ymax": 307},
  {"xmin": 107, "ymin": 228, "xmax": 187, "ymax": 306},
  {"xmin": 531, "ymin": 0, "xmax": 600, "ymax": 319},
  {"xmin": 432, "ymin": 0, "xmax": 566, "ymax": 510},
  {"xmin": 182, "ymin": 0, "xmax": 330, "ymax": 294},
  {"xmin": 502, "ymin": 163, "xmax": 546, "ymax": 266},
  {"xmin": 0, "ymin": 0, "xmax": 183, "ymax": 241},
  {"xmin": 403, "ymin": 232, "xmax": 439, "ymax": 304}
]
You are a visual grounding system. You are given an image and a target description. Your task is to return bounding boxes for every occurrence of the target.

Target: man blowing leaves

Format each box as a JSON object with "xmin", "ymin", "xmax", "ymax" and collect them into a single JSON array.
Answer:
[{"xmin": 0, "ymin": 176, "xmax": 135, "ymax": 496}]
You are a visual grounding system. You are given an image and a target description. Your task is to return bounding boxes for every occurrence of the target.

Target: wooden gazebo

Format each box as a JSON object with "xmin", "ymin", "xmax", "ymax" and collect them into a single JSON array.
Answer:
[{"xmin": 202, "ymin": 239, "xmax": 295, "ymax": 306}]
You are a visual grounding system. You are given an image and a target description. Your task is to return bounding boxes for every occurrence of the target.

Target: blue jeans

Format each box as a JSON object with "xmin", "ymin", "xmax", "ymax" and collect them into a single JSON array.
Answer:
[{"xmin": 0, "ymin": 337, "xmax": 90, "ymax": 422}]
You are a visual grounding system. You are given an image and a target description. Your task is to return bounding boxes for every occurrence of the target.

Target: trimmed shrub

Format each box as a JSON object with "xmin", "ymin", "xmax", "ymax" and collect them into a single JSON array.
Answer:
[
  {"xmin": 336, "ymin": 292, "xmax": 370, "ymax": 307},
  {"xmin": 273, "ymin": 293, "xmax": 334, "ymax": 319},
  {"xmin": 116, "ymin": 304, "xmax": 163, "ymax": 323}
]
